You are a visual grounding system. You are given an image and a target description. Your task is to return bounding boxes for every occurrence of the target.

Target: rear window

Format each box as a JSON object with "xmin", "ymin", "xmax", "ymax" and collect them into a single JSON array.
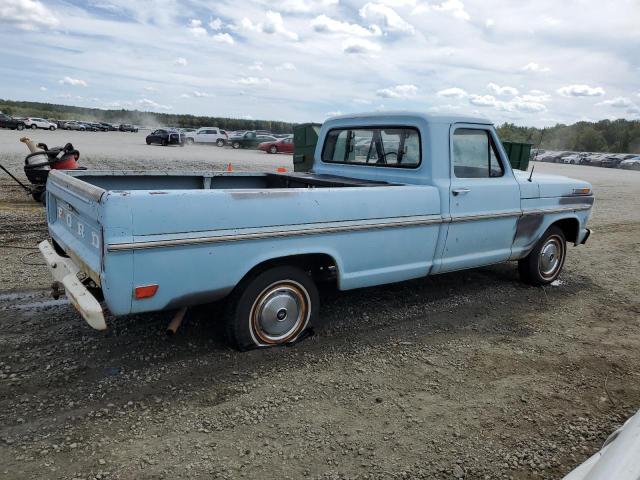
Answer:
[{"xmin": 322, "ymin": 127, "xmax": 421, "ymax": 167}]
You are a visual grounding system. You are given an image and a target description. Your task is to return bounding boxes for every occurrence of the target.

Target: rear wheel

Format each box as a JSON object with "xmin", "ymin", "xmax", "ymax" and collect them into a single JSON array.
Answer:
[
  {"xmin": 30, "ymin": 124, "xmax": 37, "ymax": 129},
  {"xmin": 216, "ymin": 139, "xmax": 225, "ymax": 147},
  {"xmin": 232, "ymin": 141, "xmax": 240, "ymax": 149},
  {"xmin": 185, "ymin": 138, "xmax": 194, "ymax": 145},
  {"xmin": 225, "ymin": 266, "xmax": 318, "ymax": 350},
  {"xmin": 49, "ymin": 126, "xmax": 55, "ymax": 131},
  {"xmin": 146, "ymin": 139, "xmax": 151, "ymax": 145},
  {"xmin": 519, "ymin": 225, "xmax": 566, "ymax": 286},
  {"xmin": 269, "ymin": 145, "xmax": 278, "ymax": 154},
  {"xmin": 162, "ymin": 138, "xmax": 168, "ymax": 146},
  {"xmin": 16, "ymin": 124, "xmax": 24, "ymax": 131}
]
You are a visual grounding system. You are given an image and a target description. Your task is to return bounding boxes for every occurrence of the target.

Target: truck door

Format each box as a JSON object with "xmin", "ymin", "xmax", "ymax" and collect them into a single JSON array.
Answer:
[{"xmin": 441, "ymin": 124, "xmax": 521, "ymax": 272}]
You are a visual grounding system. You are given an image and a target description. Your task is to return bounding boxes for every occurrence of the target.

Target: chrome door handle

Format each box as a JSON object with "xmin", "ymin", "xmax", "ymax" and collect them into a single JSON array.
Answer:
[{"xmin": 452, "ymin": 188, "xmax": 471, "ymax": 196}]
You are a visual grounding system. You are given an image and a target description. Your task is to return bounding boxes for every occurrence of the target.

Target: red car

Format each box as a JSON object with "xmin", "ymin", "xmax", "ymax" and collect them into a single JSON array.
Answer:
[{"xmin": 258, "ymin": 136, "xmax": 293, "ymax": 154}]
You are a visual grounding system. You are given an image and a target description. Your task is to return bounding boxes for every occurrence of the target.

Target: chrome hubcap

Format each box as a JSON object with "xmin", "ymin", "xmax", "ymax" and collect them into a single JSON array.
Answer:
[
  {"xmin": 539, "ymin": 236, "xmax": 564, "ymax": 278},
  {"xmin": 250, "ymin": 281, "xmax": 309, "ymax": 345}
]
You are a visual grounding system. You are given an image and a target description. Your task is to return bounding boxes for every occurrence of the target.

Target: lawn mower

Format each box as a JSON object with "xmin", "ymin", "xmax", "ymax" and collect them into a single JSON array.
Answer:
[{"xmin": 0, "ymin": 137, "xmax": 81, "ymax": 204}]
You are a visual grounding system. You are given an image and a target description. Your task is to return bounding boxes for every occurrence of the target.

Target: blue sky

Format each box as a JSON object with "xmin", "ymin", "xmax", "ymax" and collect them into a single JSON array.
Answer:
[{"xmin": 1, "ymin": 0, "xmax": 639, "ymax": 126}]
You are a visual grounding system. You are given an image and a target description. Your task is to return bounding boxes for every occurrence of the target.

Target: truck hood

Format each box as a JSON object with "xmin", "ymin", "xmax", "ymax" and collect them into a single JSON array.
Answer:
[{"xmin": 513, "ymin": 170, "xmax": 592, "ymax": 199}]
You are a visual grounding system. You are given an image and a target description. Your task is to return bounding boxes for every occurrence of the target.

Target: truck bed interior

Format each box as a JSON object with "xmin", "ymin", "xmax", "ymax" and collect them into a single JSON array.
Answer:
[{"xmin": 70, "ymin": 172, "xmax": 397, "ymax": 191}]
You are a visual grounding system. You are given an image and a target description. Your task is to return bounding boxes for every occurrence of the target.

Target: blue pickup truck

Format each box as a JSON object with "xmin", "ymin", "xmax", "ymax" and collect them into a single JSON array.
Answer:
[{"xmin": 38, "ymin": 112, "xmax": 593, "ymax": 350}]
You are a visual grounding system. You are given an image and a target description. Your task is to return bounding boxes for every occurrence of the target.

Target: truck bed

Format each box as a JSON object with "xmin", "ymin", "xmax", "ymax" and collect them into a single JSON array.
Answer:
[{"xmin": 64, "ymin": 170, "xmax": 395, "ymax": 192}]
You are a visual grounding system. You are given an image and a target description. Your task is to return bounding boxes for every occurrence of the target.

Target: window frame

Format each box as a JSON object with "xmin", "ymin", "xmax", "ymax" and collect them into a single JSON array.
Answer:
[
  {"xmin": 451, "ymin": 126, "xmax": 505, "ymax": 179},
  {"xmin": 321, "ymin": 125, "xmax": 422, "ymax": 169}
]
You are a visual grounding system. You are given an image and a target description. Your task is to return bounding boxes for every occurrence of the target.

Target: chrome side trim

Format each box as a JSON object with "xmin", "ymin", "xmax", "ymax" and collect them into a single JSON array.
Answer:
[
  {"xmin": 107, "ymin": 204, "xmax": 592, "ymax": 252},
  {"xmin": 522, "ymin": 205, "xmax": 591, "ymax": 215},
  {"xmin": 108, "ymin": 215, "xmax": 444, "ymax": 251}
]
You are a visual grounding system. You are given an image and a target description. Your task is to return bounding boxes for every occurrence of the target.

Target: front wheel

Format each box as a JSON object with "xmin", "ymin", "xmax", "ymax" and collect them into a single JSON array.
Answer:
[
  {"xmin": 185, "ymin": 138, "xmax": 194, "ymax": 145},
  {"xmin": 49, "ymin": 126, "xmax": 55, "ymax": 131},
  {"xmin": 30, "ymin": 124, "xmax": 37, "ymax": 129},
  {"xmin": 216, "ymin": 139, "xmax": 225, "ymax": 147},
  {"xmin": 16, "ymin": 124, "xmax": 24, "ymax": 131},
  {"xmin": 519, "ymin": 225, "xmax": 566, "ymax": 286},
  {"xmin": 232, "ymin": 141, "xmax": 240, "ymax": 149},
  {"xmin": 225, "ymin": 266, "xmax": 318, "ymax": 350},
  {"xmin": 269, "ymin": 145, "xmax": 278, "ymax": 154}
]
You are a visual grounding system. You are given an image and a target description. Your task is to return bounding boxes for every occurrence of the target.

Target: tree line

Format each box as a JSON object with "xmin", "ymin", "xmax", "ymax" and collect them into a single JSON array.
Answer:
[
  {"xmin": 0, "ymin": 99, "xmax": 296, "ymax": 134},
  {"xmin": 497, "ymin": 119, "xmax": 640, "ymax": 153}
]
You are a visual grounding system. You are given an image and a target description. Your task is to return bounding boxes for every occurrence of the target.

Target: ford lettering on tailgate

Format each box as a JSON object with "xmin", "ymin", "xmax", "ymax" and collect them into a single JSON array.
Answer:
[{"xmin": 56, "ymin": 203, "xmax": 101, "ymax": 250}]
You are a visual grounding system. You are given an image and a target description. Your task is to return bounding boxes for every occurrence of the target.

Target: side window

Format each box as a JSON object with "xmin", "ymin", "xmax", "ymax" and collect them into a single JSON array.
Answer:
[
  {"xmin": 452, "ymin": 129, "xmax": 504, "ymax": 178},
  {"xmin": 322, "ymin": 127, "xmax": 421, "ymax": 167}
]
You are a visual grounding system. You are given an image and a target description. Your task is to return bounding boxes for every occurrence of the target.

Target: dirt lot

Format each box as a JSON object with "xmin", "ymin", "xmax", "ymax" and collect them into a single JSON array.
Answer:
[{"xmin": 0, "ymin": 129, "xmax": 639, "ymax": 480}]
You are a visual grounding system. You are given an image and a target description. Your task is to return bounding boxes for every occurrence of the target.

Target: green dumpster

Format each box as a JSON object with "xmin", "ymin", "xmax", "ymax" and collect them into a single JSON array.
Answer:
[
  {"xmin": 293, "ymin": 123, "xmax": 321, "ymax": 172},
  {"xmin": 502, "ymin": 141, "xmax": 532, "ymax": 171}
]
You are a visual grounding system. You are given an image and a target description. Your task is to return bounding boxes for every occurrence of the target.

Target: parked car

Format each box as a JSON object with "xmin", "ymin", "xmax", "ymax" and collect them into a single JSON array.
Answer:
[
  {"xmin": 619, "ymin": 157, "xmax": 640, "ymax": 170},
  {"xmin": 600, "ymin": 156, "xmax": 624, "ymax": 168},
  {"xmin": 38, "ymin": 112, "xmax": 593, "ymax": 351},
  {"xmin": 146, "ymin": 129, "xmax": 185, "ymax": 146},
  {"xmin": 0, "ymin": 112, "xmax": 26, "ymax": 130},
  {"xmin": 80, "ymin": 122, "xmax": 99, "ymax": 132},
  {"xmin": 119, "ymin": 124, "xmax": 138, "ymax": 132},
  {"xmin": 62, "ymin": 121, "xmax": 86, "ymax": 131},
  {"xmin": 258, "ymin": 136, "xmax": 294, "ymax": 154},
  {"xmin": 185, "ymin": 127, "xmax": 227, "ymax": 146},
  {"xmin": 23, "ymin": 117, "xmax": 56, "ymax": 130},
  {"xmin": 99, "ymin": 122, "xmax": 117, "ymax": 131},
  {"xmin": 229, "ymin": 131, "xmax": 277, "ymax": 149}
]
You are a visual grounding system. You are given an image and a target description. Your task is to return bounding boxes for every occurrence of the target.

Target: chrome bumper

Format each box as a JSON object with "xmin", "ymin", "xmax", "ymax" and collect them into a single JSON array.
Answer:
[{"xmin": 38, "ymin": 240, "xmax": 107, "ymax": 330}]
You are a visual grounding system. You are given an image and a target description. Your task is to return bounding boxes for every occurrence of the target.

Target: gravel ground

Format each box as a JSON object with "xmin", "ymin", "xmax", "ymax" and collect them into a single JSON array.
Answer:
[{"xmin": 0, "ymin": 130, "xmax": 639, "ymax": 479}]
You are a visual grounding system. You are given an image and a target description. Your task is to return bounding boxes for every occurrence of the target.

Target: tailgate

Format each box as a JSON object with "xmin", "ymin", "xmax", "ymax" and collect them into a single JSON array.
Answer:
[{"xmin": 45, "ymin": 171, "xmax": 106, "ymax": 285}]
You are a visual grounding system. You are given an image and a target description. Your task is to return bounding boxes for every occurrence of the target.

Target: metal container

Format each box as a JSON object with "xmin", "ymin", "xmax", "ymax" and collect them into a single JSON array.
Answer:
[
  {"xmin": 293, "ymin": 123, "xmax": 321, "ymax": 172},
  {"xmin": 502, "ymin": 141, "xmax": 532, "ymax": 171}
]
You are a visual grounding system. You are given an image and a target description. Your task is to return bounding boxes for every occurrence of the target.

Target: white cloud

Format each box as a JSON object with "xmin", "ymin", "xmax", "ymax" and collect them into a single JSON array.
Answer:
[
  {"xmin": 236, "ymin": 77, "xmax": 272, "ymax": 87},
  {"xmin": 359, "ymin": 2, "xmax": 415, "ymax": 34},
  {"xmin": 326, "ymin": 110, "xmax": 343, "ymax": 117},
  {"xmin": 242, "ymin": 11, "xmax": 298, "ymax": 41},
  {"xmin": 276, "ymin": 62, "xmax": 296, "ymax": 71},
  {"xmin": 312, "ymin": 15, "xmax": 381, "ymax": 37},
  {"xmin": 270, "ymin": 0, "xmax": 339, "ymax": 13},
  {"xmin": 509, "ymin": 99, "xmax": 547, "ymax": 113},
  {"xmin": 469, "ymin": 94, "xmax": 497, "ymax": 107},
  {"xmin": 0, "ymin": 0, "xmax": 59, "ymax": 30},
  {"xmin": 188, "ymin": 19, "xmax": 207, "ymax": 37},
  {"xmin": 557, "ymin": 84, "xmax": 605, "ymax": 97},
  {"xmin": 485, "ymin": 18, "xmax": 495, "ymax": 28},
  {"xmin": 180, "ymin": 93, "xmax": 191, "ymax": 98},
  {"xmin": 376, "ymin": 84, "xmax": 418, "ymax": 98},
  {"xmin": 138, "ymin": 98, "xmax": 172, "ymax": 110},
  {"xmin": 248, "ymin": 61, "xmax": 263, "ymax": 71},
  {"xmin": 598, "ymin": 97, "xmax": 633, "ymax": 108},
  {"xmin": 213, "ymin": 32, "xmax": 234, "ymax": 44},
  {"xmin": 143, "ymin": 86, "xmax": 158, "ymax": 92},
  {"xmin": 437, "ymin": 87, "xmax": 468, "ymax": 98},
  {"xmin": 487, "ymin": 82, "xmax": 519, "ymax": 96},
  {"xmin": 39, "ymin": 86, "xmax": 47, "ymax": 91},
  {"xmin": 342, "ymin": 37, "xmax": 381, "ymax": 54},
  {"xmin": 432, "ymin": 0, "xmax": 470, "ymax": 21},
  {"xmin": 519, "ymin": 91, "xmax": 551, "ymax": 103},
  {"xmin": 174, "ymin": 57, "xmax": 188, "ymax": 66},
  {"xmin": 192, "ymin": 90, "xmax": 209, "ymax": 98},
  {"xmin": 209, "ymin": 18, "xmax": 223, "ymax": 30},
  {"xmin": 59, "ymin": 76, "xmax": 87, "ymax": 87},
  {"xmin": 522, "ymin": 62, "xmax": 550, "ymax": 73}
]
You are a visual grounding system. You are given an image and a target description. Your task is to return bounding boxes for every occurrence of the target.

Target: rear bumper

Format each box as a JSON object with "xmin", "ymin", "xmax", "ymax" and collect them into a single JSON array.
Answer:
[{"xmin": 38, "ymin": 240, "xmax": 107, "ymax": 330}]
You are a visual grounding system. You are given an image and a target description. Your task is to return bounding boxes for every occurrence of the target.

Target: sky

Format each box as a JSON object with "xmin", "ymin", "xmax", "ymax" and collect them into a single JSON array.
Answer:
[{"xmin": 0, "ymin": 0, "xmax": 639, "ymax": 126}]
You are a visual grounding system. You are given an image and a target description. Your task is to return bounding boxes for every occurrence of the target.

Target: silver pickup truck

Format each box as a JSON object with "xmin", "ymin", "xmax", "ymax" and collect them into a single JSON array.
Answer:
[{"xmin": 39, "ymin": 112, "xmax": 593, "ymax": 350}]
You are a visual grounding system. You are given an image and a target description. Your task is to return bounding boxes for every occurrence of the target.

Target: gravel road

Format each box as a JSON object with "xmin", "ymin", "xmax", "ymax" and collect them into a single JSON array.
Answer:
[{"xmin": 0, "ymin": 129, "xmax": 639, "ymax": 479}]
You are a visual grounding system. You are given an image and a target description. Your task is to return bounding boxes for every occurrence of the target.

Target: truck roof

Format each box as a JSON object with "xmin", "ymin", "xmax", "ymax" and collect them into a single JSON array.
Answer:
[{"xmin": 325, "ymin": 110, "xmax": 492, "ymax": 126}]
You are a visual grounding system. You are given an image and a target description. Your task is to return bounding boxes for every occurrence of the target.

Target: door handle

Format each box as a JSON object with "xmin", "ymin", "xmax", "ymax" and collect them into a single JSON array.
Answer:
[{"xmin": 452, "ymin": 188, "xmax": 471, "ymax": 196}]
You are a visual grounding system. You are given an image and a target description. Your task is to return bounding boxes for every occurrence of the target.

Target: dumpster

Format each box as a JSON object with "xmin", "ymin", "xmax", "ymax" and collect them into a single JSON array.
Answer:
[
  {"xmin": 502, "ymin": 141, "xmax": 532, "ymax": 171},
  {"xmin": 293, "ymin": 123, "xmax": 321, "ymax": 172}
]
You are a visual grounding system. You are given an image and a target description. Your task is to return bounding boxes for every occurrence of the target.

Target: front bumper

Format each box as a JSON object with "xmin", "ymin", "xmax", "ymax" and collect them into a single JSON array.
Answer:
[
  {"xmin": 579, "ymin": 228, "xmax": 592, "ymax": 245},
  {"xmin": 38, "ymin": 240, "xmax": 107, "ymax": 330}
]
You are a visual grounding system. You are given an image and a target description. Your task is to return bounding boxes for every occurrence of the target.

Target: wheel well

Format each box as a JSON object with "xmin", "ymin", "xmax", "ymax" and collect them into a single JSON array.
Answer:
[
  {"xmin": 242, "ymin": 254, "xmax": 338, "ymax": 284},
  {"xmin": 552, "ymin": 217, "xmax": 579, "ymax": 243}
]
